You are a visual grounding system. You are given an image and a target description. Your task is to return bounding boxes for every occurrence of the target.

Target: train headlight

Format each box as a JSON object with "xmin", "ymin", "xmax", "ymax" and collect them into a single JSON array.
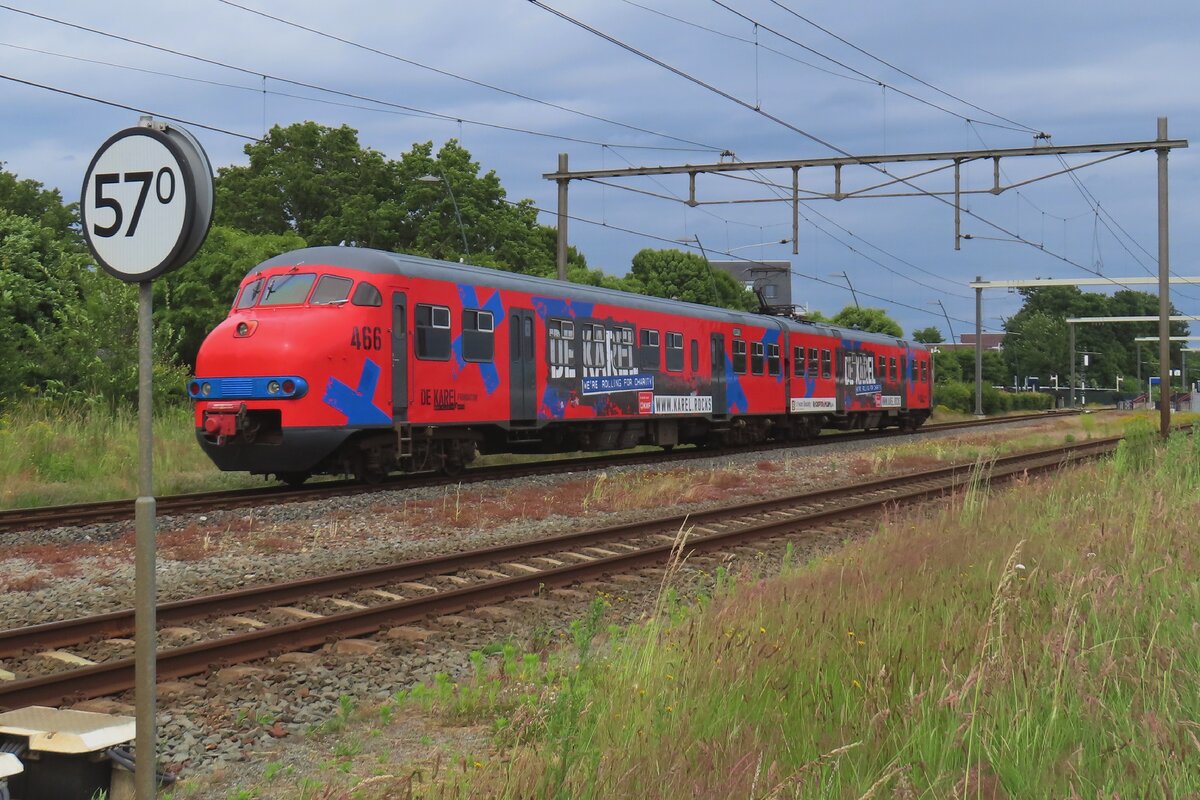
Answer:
[
  {"xmin": 201, "ymin": 382, "xmax": 212, "ymax": 397},
  {"xmin": 267, "ymin": 380, "xmax": 281, "ymax": 395},
  {"xmin": 234, "ymin": 320, "xmax": 258, "ymax": 337},
  {"xmin": 282, "ymin": 379, "xmax": 295, "ymax": 395},
  {"xmin": 189, "ymin": 381, "xmax": 200, "ymax": 397}
]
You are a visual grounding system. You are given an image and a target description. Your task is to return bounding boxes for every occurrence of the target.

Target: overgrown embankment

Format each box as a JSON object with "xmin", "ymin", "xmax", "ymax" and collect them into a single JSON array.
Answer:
[
  {"xmin": 0, "ymin": 401, "xmax": 258, "ymax": 508},
  {"xmin": 397, "ymin": 419, "xmax": 1198, "ymax": 799}
]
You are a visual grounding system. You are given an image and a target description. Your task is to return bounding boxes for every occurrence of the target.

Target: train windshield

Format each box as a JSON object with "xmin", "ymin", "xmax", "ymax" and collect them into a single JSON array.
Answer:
[
  {"xmin": 235, "ymin": 278, "xmax": 264, "ymax": 309},
  {"xmin": 260, "ymin": 273, "xmax": 316, "ymax": 306},
  {"xmin": 309, "ymin": 275, "xmax": 354, "ymax": 305}
]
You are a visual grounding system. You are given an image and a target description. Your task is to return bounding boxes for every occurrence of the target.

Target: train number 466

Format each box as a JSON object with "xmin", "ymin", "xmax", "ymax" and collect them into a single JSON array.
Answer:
[{"xmin": 350, "ymin": 326, "xmax": 383, "ymax": 351}]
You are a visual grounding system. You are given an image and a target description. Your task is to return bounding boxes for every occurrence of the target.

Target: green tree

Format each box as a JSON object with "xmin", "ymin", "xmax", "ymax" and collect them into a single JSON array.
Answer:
[
  {"xmin": 952, "ymin": 348, "xmax": 1007, "ymax": 385},
  {"xmin": 626, "ymin": 248, "xmax": 756, "ymax": 311},
  {"xmin": 0, "ymin": 164, "xmax": 77, "ymax": 236},
  {"xmin": 932, "ymin": 348, "xmax": 961, "ymax": 383},
  {"xmin": 911, "ymin": 326, "xmax": 944, "ymax": 343},
  {"xmin": 52, "ymin": 266, "xmax": 191, "ymax": 405},
  {"xmin": 155, "ymin": 226, "xmax": 307, "ymax": 368},
  {"xmin": 215, "ymin": 125, "xmax": 574, "ymax": 277},
  {"xmin": 1003, "ymin": 286, "xmax": 1187, "ymax": 390},
  {"xmin": 831, "ymin": 305, "xmax": 903, "ymax": 337},
  {"xmin": 215, "ymin": 122, "xmax": 406, "ymax": 248},
  {"xmin": 0, "ymin": 210, "xmax": 88, "ymax": 397}
]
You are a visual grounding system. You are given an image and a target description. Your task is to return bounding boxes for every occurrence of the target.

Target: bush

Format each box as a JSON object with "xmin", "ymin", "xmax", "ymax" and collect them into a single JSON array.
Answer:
[
  {"xmin": 933, "ymin": 381, "xmax": 1054, "ymax": 415},
  {"xmin": 933, "ymin": 381, "xmax": 972, "ymax": 413}
]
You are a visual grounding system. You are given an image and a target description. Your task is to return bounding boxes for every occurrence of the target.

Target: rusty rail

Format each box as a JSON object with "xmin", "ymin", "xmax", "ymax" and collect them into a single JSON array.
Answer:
[{"xmin": 0, "ymin": 434, "xmax": 1116, "ymax": 710}]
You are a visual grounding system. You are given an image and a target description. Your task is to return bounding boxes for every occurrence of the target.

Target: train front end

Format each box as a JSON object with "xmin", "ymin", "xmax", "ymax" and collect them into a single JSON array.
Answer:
[{"xmin": 191, "ymin": 263, "xmax": 393, "ymax": 484}]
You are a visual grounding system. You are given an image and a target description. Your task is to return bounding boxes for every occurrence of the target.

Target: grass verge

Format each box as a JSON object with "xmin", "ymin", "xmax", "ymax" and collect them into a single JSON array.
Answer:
[
  {"xmin": 360, "ymin": 418, "xmax": 1198, "ymax": 799},
  {"xmin": 0, "ymin": 400, "xmax": 260, "ymax": 508}
]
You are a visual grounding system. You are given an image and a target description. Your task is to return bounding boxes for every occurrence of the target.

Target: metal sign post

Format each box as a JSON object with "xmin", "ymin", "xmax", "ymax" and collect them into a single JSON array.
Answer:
[{"xmin": 81, "ymin": 117, "xmax": 212, "ymax": 799}]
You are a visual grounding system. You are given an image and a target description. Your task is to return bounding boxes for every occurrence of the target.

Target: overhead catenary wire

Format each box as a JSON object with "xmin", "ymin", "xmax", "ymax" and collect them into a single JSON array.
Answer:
[
  {"xmin": 764, "ymin": 0, "xmax": 1039, "ymax": 134},
  {"xmin": 0, "ymin": 3, "xmax": 717, "ymax": 154},
  {"xmin": 959, "ymin": 120, "xmax": 1197, "ymax": 303},
  {"xmin": 507, "ymin": 197, "xmax": 987, "ymax": 329},
  {"xmin": 616, "ymin": 0, "xmax": 873, "ymax": 84},
  {"xmin": 584, "ymin": 173, "xmax": 974, "ymax": 300},
  {"xmin": 705, "ymin": 0, "xmax": 1037, "ymax": 134},
  {"xmin": 214, "ymin": 0, "xmax": 725, "ymax": 154},
  {"xmin": 0, "ymin": 73, "xmax": 259, "ymax": 139},
  {"xmin": 526, "ymin": 0, "xmax": 1163, "ymax": 304}
]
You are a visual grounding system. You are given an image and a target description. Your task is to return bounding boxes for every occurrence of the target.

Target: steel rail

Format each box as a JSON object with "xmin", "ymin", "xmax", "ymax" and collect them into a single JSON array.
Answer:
[
  {"xmin": 0, "ymin": 410, "xmax": 1087, "ymax": 534},
  {"xmin": 0, "ymin": 436, "xmax": 1116, "ymax": 710},
  {"xmin": 0, "ymin": 430, "xmax": 1107, "ymax": 657}
]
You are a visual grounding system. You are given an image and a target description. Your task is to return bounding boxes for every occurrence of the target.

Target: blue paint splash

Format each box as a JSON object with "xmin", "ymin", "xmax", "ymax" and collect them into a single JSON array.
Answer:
[
  {"xmin": 724, "ymin": 358, "xmax": 749, "ymax": 414},
  {"xmin": 531, "ymin": 296, "xmax": 594, "ymax": 320},
  {"xmin": 453, "ymin": 284, "xmax": 505, "ymax": 394},
  {"xmin": 324, "ymin": 358, "xmax": 391, "ymax": 425}
]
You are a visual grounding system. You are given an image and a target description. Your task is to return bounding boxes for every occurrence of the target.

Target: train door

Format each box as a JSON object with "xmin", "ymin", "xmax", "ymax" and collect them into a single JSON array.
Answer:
[
  {"xmin": 710, "ymin": 333, "xmax": 727, "ymax": 418},
  {"xmin": 391, "ymin": 292, "xmax": 408, "ymax": 420},
  {"xmin": 510, "ymin": 308, "xmax": 537, "ymax": 421}
]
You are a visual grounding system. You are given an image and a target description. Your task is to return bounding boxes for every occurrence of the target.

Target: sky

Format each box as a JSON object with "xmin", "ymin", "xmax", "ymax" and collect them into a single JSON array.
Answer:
[{"xmin": 2, "ymin": 0, "xmax": 1197, "ymax": 339}]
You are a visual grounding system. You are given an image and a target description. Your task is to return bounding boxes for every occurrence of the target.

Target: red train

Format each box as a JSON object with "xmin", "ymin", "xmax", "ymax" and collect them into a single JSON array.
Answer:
[{"xmin": 191, "ymin": 246, "xmax": 932, "ymax": 484}]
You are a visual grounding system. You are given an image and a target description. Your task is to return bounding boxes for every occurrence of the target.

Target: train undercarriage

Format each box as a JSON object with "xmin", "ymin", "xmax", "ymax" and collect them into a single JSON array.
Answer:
[{"xmin": 277, "ymin": 408, "xmax": 930, "ymax": 485}]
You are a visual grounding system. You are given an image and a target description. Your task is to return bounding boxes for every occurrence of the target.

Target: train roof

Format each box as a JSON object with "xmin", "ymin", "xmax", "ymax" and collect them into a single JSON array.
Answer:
[{"xmin": 252, "ymin": 246, "xmax": 925, "ymax": 352}]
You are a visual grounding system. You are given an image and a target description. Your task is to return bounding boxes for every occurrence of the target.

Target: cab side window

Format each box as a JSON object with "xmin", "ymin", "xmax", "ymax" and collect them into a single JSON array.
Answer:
[
  {"xmin": 351, "ymin": 282, "xmax": 382, "ymax": 307},
  {"xmin": 310, "ymin": 275, "xmax": 354, "ymax": 305}
]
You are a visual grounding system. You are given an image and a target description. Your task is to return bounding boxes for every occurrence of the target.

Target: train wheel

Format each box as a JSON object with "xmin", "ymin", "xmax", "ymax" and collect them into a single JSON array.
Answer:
[
  {"xmin": 279, "ymin": 471, "xmax": 310, "ymax": 488},
  {"xmin": 441, "ymin": 459, "xmax": 466, "ymax": 477},
  {"xmin": 355, "ymin": 468, "xmax": 385, "ymax": 485}
]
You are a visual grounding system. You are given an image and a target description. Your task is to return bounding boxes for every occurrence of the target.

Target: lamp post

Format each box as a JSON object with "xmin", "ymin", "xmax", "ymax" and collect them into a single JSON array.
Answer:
[
  {"xmin": 676, "ymin": 235, "xmax": 721, "ymax": 303},
  {"xmin": 929, "ymin": 299, "xmax": 956, "ymax": 344},
  {"xmin": 418, "ymin": 173, "xmax": 469, "ymax": 256},
  {"xmin": 830, "ymin": 271, "xmax": 859, "ymax": 309}
]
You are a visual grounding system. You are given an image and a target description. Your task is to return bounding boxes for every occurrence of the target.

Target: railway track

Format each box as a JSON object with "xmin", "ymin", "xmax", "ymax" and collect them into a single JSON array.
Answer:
[
  {"xmin": 0, "ymin": 409, "xmax": 1089, "ymax": 534},
  {"xmin": 0, "ymin": 431, "xmax": 1117, "ymax": 710}
]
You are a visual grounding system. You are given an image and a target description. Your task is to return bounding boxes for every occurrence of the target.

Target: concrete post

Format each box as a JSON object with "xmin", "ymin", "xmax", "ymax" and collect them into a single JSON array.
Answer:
[
  {"xmin": 556, "ymin": 153, "xmax": 569, "ymax": 282},
  {"xmin": 1157, "ymin": 118, "xmax": 1171, "ymax": 436},
  {"xmin": 974, "ymin": 277, "xmax": 983, "ymax": 416}
]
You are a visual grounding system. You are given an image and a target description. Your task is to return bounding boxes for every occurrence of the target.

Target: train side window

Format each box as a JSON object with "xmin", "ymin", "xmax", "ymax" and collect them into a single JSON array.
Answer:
[
  {"xmin": 751, "ymin": 342, "xmax": 764, "ymax": 375},
  {"xmin": 549, "ymin": 319, "xmax": 576, "ymax": 370},
  {"xmin": 732, "ymin": 340, "xmax": 747, "ymax": 374},
  {"xmin": 821, "ymin": 348, "xmax": 832, "ymax": 380},
  {"xmin": 582, "ymin": 324, "xmax": 606, "ymax": 371},
  {"xmin": 808, "ymin": 347, "xmax": 819, "ymax": 378},
  {"xmin": 462, "ymin": 309, "xmax": 494, "ymax": 362},
  {"xmin": 415, "ymin": 304, "xmax": 451, "ymax": 360},
  {"xmin": 235, "ymin": 278, "xmax": 263, "ymax": 309},
  {"xmin": 690, "ymin": 338, "xmax": 699, "ymax": 372},
  {"xmin": 260, "ymin": 273, "xmax": 316, "ymax": 306},
  {"xmin": 310, "ymin": 275, "xmax": 354, "ymax": 305},
  {"xmin": 615, "ymin": 327, "xmax": 635, "ymax": 370},
  {"xmin": 878, "ymin": 355, "xmax": 886, "ymax": 379},
  {"xmin": 889, "ymin": 356, "xmax": 897, "ymax": 381},
  {"xmin": 767, "ymin": 343, "xmax": 780, "ymax": 376},
  {"xmin": 921, "ymin": 359, "xmax": 928, "ymax": 383},
  {"xmin": 351, "ymin": 281, "xmax": 382, "ymax": 307},
  {"xmin": 793, "ymin": 346, "xmax": 803, "ymax": 377},
  {"xmin": 666, "ymin": 332, "xmax": 684, "ymax": 372},
  {"xmin": 638, "ymin": 328, "xmax": 661, "ymax": 371}
]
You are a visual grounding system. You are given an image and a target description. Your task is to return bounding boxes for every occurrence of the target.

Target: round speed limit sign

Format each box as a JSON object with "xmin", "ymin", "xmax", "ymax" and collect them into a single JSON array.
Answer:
[{"xmin": 81, "ymin": 120, "xmax": 213, "ymax": 282}]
